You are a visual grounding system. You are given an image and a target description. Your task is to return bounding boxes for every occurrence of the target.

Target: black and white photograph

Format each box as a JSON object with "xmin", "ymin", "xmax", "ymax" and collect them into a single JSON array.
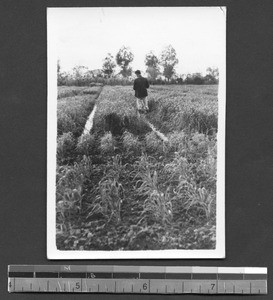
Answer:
[{"xmin": 47, "ymin": 7, "xmax": 226, "ymax": 259}]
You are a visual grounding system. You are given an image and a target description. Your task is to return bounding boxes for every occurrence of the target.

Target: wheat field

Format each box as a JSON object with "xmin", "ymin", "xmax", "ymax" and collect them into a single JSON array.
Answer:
[{"xmin": 56, "ymin": 84, "xmax": 218, "ymax": 251}]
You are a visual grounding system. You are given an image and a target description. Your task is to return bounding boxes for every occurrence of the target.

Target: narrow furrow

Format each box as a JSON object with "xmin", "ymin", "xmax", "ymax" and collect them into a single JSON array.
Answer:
[
  {"xmin": 143, "ymin": 116, "xmax": 168, "ymax": 142},
  {"xmin": 82, "ymin": 104, "xmax": 97, "ymax": 135},
  {"xmin": 81, "ymin": 87, "xmax": 103, "ymax": 136}
]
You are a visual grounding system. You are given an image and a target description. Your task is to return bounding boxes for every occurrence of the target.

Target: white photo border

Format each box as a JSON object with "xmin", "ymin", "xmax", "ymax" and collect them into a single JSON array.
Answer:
[{"xmin": 47, "ymin": 6, "xmax": 226, "ymax": 259}]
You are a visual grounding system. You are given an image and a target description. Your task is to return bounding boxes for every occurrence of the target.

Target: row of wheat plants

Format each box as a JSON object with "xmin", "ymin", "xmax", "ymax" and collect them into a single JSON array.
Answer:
[
  {"xmin": 147, "ymin": 85, "xmax": 218, "ymax": 134},
  {"xmin": 57, "ymin": 87, "xmax": 101, "ymax": 164},
  {"xmin": 56, "ymin": 86, "xmax": 102, "ymax": 249}
]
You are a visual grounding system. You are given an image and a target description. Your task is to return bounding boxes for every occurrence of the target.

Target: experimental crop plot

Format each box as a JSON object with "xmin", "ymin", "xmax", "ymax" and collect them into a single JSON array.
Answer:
[{"xmin": 55, "ymin": 85, "xmax": 219, "ymax": 252}]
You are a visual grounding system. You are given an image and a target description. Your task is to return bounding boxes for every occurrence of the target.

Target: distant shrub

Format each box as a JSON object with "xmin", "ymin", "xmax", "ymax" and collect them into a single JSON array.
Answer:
[
  {"xmin": 60, "ymin": 75, "xmax": 133, "ymax": 87},
  {"xmin": 185, "ymin": 73, "xmax": 205, "ymax": 85},
  {"xmin": 154, "ymin": 78, "xmax": 166, "ymax": 85},
  {"xmin": 100, "ymin": 132, "xmax": 116, "ymax": 154},
  {"xmin": 57, "ymin": 132, "xmax": 76, "ymax": 163},
  {"xmin": 104, "ymin": 77, "xmax": 133, "ymax": 86},
  {"xmin": 203, "ymin": 75, "xmax": 218, "ymax": 85},
  {"xmin": 89, "ymin": 82, "xmax": 104, "ymax": 87}
]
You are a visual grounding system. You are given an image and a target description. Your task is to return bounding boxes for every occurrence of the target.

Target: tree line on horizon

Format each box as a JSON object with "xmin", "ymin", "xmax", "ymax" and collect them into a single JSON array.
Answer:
[{"xmin": 57, "ymin": 45, "xmax": 219, "ymax": 86}]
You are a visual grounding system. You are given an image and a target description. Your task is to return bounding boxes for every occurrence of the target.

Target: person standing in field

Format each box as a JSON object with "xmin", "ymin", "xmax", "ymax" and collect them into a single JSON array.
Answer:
[{"xmin": 133, "ymin": 70, "xmax": 149, "ymax": 114}]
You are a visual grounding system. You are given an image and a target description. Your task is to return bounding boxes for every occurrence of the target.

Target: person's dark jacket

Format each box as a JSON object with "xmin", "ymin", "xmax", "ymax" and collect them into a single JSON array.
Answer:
[{"xmin": 133, "ymin": 76, "xmax": 149, "ymax": 98}]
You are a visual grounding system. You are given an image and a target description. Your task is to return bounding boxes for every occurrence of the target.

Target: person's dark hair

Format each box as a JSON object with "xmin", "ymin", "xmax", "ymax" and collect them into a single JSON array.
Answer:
[{"xmin": 135, "ymin": 70, "xmax": 141, "ymax": 75}]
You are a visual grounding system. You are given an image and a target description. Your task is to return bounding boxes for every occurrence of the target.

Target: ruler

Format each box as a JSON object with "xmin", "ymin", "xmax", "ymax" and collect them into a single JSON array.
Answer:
[{"xmin": 8, "ymin": 265, "xmax": 267, "ymax": 294}]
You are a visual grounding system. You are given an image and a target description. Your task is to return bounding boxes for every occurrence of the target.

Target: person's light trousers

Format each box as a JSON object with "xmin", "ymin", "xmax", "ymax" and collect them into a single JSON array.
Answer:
[{"xmin": 136, "ymin": 97, "xmax": 148, "ymax": 110}]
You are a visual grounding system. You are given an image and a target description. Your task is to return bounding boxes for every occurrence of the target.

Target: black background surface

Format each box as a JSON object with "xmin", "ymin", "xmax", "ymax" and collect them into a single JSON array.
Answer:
[{"xmin": 1, "ymin": 0, "xmax": 273, "ymax": 299}]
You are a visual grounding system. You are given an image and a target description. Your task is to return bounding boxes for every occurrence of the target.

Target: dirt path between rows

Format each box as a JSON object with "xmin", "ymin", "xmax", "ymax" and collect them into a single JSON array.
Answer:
[
  {"xmin": 82, "ymin": 104, "xmax": 97, "ymax": 135},
  {"xmin": 144, "ymin": 117, "xmax": 168, "ymax": 142},
  {"xmin": 81, "ymin": 87, "xmax": 103, "ymax": 136}
]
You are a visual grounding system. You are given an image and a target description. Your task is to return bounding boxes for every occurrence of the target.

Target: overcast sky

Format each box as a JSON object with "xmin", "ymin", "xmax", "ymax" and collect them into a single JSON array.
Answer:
[{"xmin": 48, "ymin": 7, "xmax": 226, "ymax": 76}]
